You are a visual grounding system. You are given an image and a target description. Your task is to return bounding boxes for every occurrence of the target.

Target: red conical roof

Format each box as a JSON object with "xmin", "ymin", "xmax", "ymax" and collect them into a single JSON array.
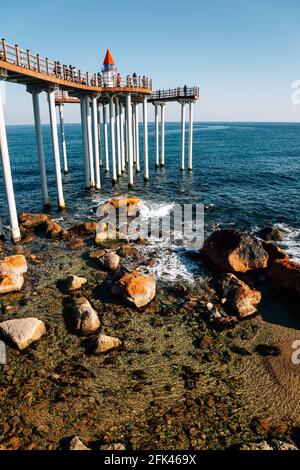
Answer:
[{"xmin": 103, "ymin": 49, "xmax": 115, "ymax": 65}]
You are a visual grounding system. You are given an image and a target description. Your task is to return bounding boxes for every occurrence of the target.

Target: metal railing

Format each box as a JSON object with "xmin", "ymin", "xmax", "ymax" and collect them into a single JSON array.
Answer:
[
  {"xmin": 0, "ymin": 39, "xmax": 152, "ymax": 91},
  {"xmin": 150, "ymin": 86, "xmax": 199, "ymax": 100}
]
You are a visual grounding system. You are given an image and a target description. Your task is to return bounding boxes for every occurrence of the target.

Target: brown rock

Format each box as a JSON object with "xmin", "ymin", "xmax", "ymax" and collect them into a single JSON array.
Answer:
[
  {"xmin": 99, "ymin": 253, "xmax": 120, "ymax": 271},
  {"xmin": 69, "ymin": 436, "xmax": 91, "ymax": 451},
  {"xmin": 268, "ymin": 259, "xmax": 300, "ymax": 297},
  {"xmin": 218, "ymin": 273, "xmax": 261, "ymax": 318},
  {"xmin": 117, "ymin": 245, "xmax": 139, "ymax": 258},
  {"xmin": 44, "ymin": 220, "xmax": 65, "ymax": 239},
  {"xmin": 68, "ymin": 238, "xmax": 85, "ymax": 250},
  {"xmin": 63, "ymin": 275, "xmax": 87, "ymax": 292},
  {"xmin": 92, "ymin": 334, "xmax": 122, "ymax": 354},
  {"xmin": 258, "ymin": 226, "xmax": 284, "ymax": 242},
  {"xmin": 0, "ymin": 255, "xmax": 27, "ymax": 275},
  {"xmin": 112, "ymin": 271, "xmax": 156, "ymax": 307},
  {"xmin": 72, "ymin": 297, "xmax": 100, "ymax": 335},
  {"xmin": 201, "ymin": 230, "xmax": 269, "ymax": 273},
  {"xmin": 0, "ymin": 318, "xmax": 46, "ymax": 350},
  {"xmin": 0, "ymin": 273, "xmax": 24, "ymax": 294},
  {"xmin": 70, "ymin": 221, "xmax": 97, "ymax": 237},
  {"xmin": 89, "ymin": 249, "xmax": 105, "ymax": 261},
  {"xmin": 262, "ymin": 241, "xmax": 289, "ymax": 266},
  {"xmin": 18, "ymin": 213, "xmax": 50, "ymax": 230}
]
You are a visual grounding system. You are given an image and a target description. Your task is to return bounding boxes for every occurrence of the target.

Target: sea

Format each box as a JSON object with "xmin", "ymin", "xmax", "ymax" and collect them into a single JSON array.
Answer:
[{"xmin": 1, "ymin": 122, "xmax": 299, "ymax": 282}]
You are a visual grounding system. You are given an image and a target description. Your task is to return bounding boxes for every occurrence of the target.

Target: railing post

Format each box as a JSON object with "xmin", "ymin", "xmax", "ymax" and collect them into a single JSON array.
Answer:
[
  {"xmin": 27, "ymin": 49, "xmax": 31, "ymax": 69},
  {"xmin": 15, "ymin": 45, "xmax": 20, "ymax": 66},
  {"xmin": 36, "ymin": 54, "xmax": 40, "ymax": 72},
  {"xmin": 1, "ymin": 39, "xmax": 7, "ymax": 61},
  {"xmin": 46, "ymin": 58, "xmax": 49, "ymax": 75}
]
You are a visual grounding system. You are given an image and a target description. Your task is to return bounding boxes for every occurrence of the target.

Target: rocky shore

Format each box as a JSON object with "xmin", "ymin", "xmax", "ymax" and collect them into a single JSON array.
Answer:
[{"xmin": 0, "ymin": 198, "xmax": 300, "ymax": 450}]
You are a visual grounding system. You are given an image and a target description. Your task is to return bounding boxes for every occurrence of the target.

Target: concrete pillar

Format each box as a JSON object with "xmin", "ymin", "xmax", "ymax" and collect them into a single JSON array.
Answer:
[
  {"xmin": 48, "ymin": 89, "xmax": 65, "ymax": 209},
  {"xmin": 85, "ymin": 96, "xmax": 95, "ymax": 187},
  {"xmin": 31, "ymin": 89, "xmax": 50, "ymax": 208},
  {"xmin": 58, "ymin": 103, "xmax": 68, "ymax": 174},
  {"xmin": 97, "ymin": 105, "xmax": 103, "ymax": 167},
  {"xmin": 135, "ymin": 103, "xmax": 140, "ymax": 173},
  {"xmin": 120, "ymin": 101, "xmax": 125, "ymax": 173},
  {"xmin": 92, "ymin": 96, "xmax": 101, "ymax": 189},
  {"xmin": 126, "ymin": 93, "xmax": 134, "ymax": 188},
  {"xmin": 115, "ymin": 97, "xmax": 122, "ymax": 177},
  {"xmin": 188, "ymin": 101, "xmax": 194, "ymax": 171},
  {"xmin": 180, "ymin": 101, "xmax": 186, "ymax": 171},
  {"xmin": 103, "ymin": 104, "xmax": 109, "ymax": 173},
  {"xmin": 161, "ymin": 103, "xmax": 165, "ymax": 167},
  {"xmin": 80, "ymin": 97, "xmax": 90, "ymax": 189},
  {"xmin": 109, "ymin": 96, "xmax": 117, "ymax": 183},
  {"xmin": 155, "ymin": 104, "xmax": 159, "ymax": 169},
  {"xmin": 0, "ymin": 85, "xmax": 21, "ymax": 241},
  {"xmin": 132, "ymin": 103, "xmax": 136, "ymax": 165},
  {"xmin": 143, "ymin": 97, "xmax": 149, "ymax": 181}
]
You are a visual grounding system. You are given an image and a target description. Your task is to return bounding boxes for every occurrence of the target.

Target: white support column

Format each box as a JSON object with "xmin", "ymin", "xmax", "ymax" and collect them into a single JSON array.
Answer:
[
  {"xmin": 97, "ymin": 105, "xmax": 103, "ymax": 167},
  {"xmin": 103, "ymin": 104, "xmax": 109, "ymax": 173},
  {"xmin": 143, "ymin": 97, "xmax": 149, "ymax": 181},
  {"xmin": 115, "ymin": 97, "xmax": 122, "ymax": 177},
  {"xmin": 188, "ymin": 102, "xmax": 194, "ymax": 171},
  {"xmin": 135, "ymin": 103, "xmax": 140, "ymax": 173},
  {"xmin": 85, "ymin": 96, "xmax": 95, "ymax": 187},
  {"xmin": 109, "ymin": 96, "xmax": 117, "ymax": 183},
  {"xmin": 155, "ymin": 104, "xmax": 159, "ymax": 169},
  {"xmin": 48, "ymin": 89, "xmax": 65, "ymax": 209},
  {"xmin": 80, "ymin": 96, "xmax": 90, "ymax": 189},
  {"xmin": 161, "ymin": 103, "xmax": 165, "ymax": 167},
  {"xmin": 180, "ymin": 101, "xmax": 186, "ymax": 172},
  {"xmin": 120, "ymin": 101, "xmax": 125, "ymax": 173},
  {"xmin": 31, "ymin": 89, "xmax": 50, "ymax": 208},
  {"xmin": 126, "ymin": 93, "xmax": 134, "ymax": 188},
  {"xmin": 92, "ymin": 96, "xmax": 101, "ymax": 190},
  {"xmin": 58, "ymin": 103, "xmax": 68, "ymax": 174},
  {"xmin": 132, "ymin": 103, "xmax": 136, "ymax": 165},
  {"xmin": 0, "ymin": 85, "xmax": 21, "ymax": 241}
]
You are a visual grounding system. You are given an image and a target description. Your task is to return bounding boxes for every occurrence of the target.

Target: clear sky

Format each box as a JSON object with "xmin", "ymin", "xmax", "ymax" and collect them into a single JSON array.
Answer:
[{"xmin": 1, "ymin": 0, "xmax": 300, "ymax": 123}]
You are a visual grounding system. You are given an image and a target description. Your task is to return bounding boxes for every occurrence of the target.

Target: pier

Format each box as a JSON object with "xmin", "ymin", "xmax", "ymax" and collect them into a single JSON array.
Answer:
[{"xmin": 0, "ymin": 39, "xmax": 199, "ymax": 241}]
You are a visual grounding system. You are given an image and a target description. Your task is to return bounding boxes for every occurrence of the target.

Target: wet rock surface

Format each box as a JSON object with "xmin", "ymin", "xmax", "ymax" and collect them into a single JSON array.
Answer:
[
  {"xmin": 0, "ymin": 221, "xmax": 299, "ymax": 450},
  {"xmin": 201, "ymin": 229, "xmax": 269, "ymax": 273},
  {"xmin": 217, "ymin": 273, "xmax": 261, "ymax": 318},
  {"xmin": 112, "ymin": 271, "xmax": 156, "ymax": 308},
  {"xmin": 0, "ymin": 318, "xmax": 46, "ymax": 350}
]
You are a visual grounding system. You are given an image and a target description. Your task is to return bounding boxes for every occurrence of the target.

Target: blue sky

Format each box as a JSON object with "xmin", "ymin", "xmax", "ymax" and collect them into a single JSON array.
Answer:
[{"xmin": 1, "ymin": 0, "xmax": 300, "ymax": 123}]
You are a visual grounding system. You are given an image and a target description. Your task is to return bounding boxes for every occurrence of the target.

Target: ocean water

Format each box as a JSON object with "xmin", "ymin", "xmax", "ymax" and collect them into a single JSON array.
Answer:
[{"xmin": 1, "ymin": 122, "xmax": 300, "ymax": 279}]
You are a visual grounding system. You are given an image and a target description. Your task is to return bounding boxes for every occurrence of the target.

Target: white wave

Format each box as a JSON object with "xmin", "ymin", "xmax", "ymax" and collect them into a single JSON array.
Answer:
[
  {"xmin": 275, "ymin": 224, "xmax": 300, "ymax": 262},
  {"xmin": 139, "ymin": 202, "xmax": 176, "ymax": 219}
]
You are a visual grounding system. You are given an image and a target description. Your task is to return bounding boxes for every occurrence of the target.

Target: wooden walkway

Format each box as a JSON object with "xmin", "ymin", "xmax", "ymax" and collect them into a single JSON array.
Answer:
[{"xmin": 0, "ymin": 39, "xmax": 152, "ymax": 96}]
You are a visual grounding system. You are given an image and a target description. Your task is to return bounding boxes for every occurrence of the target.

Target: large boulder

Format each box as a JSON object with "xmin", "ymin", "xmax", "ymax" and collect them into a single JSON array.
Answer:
[
  {"xmin": 268, "ymin": 259, "xmax": 300, "ymax": 297},
  {"xmin": 92, "ymin": 334, "xmax": 122, "ymax": 354},
  {"xmin": 0, "ymin": 255, "xmax": 27, "ymax": 275},
  {"xmin": 0, "ymin": 273, "xmax": 24, "ymax": 294},
  {"xmin": 112, "ymin": 271, "xmax": 156, "ymax": 307},
  {"xmin": 0, "ymin": 318, "xmax": 46, "ymax": 350},
  {"xmin": 217, "ymin": 273, "xmax": 261, "ymax": 318},
  {"xmin": 261, "ymin": 241, "xmax": 289, "ymax": 266},
  {"xmin": 72, "ymin": 297, "xmax": 100, "ymax": 335},
  {"xmin": 201, "ymin": 230, "xmax": 269, "ymax": 273}
]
